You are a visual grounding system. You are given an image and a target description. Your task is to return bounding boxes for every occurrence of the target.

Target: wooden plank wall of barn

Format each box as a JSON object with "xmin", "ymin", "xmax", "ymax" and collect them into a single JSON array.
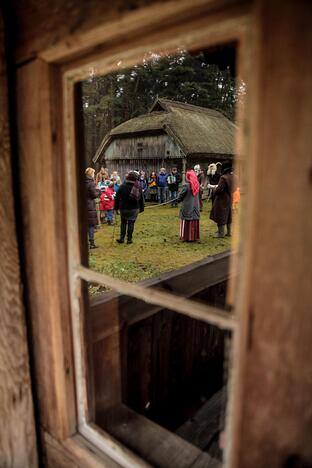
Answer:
[{"xmin": 102, "ymin": 133, "xmax": 183, "ymax": 178}]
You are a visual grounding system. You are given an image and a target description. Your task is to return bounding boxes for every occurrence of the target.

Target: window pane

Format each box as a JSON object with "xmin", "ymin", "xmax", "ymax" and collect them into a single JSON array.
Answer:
[{"xmin": 76, "ymin": 44, "xmax": 241, "ymax": 313}]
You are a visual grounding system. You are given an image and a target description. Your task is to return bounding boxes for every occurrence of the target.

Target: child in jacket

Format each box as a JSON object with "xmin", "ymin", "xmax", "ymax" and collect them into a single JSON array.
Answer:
[{"xmin": 99, "ymin": 182, "xmax": 115, "ymax": 225}]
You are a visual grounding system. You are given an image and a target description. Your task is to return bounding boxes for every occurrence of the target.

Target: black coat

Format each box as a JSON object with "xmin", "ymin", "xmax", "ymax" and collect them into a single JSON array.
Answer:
[
  {"xmin": 210, "ymin": 172, "xmax": 236, "ymax": 225},
  {"xmin": 208, "ymin": 172, "xmax": 221, "ymax": 185},
  {"xmin": 85, "ymin": 176, "xmax": 100, "ymax": 226},
  {"xmin": 115, "ymin": 181, "xmax": 144, "ymax": 213}
]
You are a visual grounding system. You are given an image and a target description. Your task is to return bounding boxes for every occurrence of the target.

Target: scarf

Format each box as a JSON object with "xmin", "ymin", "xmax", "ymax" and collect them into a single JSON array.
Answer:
[
  {"xmin": 186, "ymin": 170, "xmax": 200, "ymax": 196},
  {"xmin": 128, "ymin": 180, "xmax": 141, "ymax": 201}
]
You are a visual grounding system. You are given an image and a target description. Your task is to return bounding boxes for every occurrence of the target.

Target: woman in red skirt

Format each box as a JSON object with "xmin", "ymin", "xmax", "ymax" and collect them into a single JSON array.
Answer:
[{"xmin": 177, "ymin": 170, "xmax": 200, "ymax": 241}]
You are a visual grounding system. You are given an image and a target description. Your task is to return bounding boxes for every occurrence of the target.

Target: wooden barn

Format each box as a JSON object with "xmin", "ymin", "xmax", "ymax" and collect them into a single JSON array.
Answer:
[{"xmin": 93, "ymin": 98, "xmax": 235, "ymax": 178}]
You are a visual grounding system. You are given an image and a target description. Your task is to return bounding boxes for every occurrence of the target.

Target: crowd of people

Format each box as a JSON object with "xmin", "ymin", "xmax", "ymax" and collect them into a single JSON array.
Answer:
[{"xmin": 85, "ymin": 162, "xmax": 239, "ymax": 248}]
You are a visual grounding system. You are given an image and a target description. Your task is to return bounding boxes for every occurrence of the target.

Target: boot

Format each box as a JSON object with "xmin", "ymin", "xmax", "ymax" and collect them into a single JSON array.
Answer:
[
  {"xmin": 127, "ymin": 220, "xmax": 134, "ymax": 244},
  {"xmin": 89, "ymin": 240, "xmax": 98, "ymax": 249},
  {"xmin": 117, "ymin": 219, "xmax": 127, "ymax": 243},
  {"xmin": 226, "ymin": 224, "xmax": 232, "ymax": 236},
  {"xmin": 214, "ymin": 224, "xmax": 225, "ymax": 238}
]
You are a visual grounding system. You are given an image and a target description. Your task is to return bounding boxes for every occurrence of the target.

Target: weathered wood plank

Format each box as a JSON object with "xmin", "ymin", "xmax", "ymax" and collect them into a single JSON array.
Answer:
[
  {"xmin": 176, "ymin": 387, "xmax": 226, "ymax": 450},
  {"xmin": 99, "ymin": 404, "xmax": 218, "ymax": 468},
  {"xmin": 0, "ymin": 15, "xmax": 38, "ymax": 467},
  {"xmin": 90, "ymin": 252, "xmax": 232, "ymax": 343},
  {"xmin": 231, "ymin": 1, "xmax": 312, "ymax": 467},
  {"xmin": 16, "ymin": 59, "xmax": 76, "ymax": 438},
  {"xmin": 11, "ymin": 0, "xmax": 249, "ymax": 65},
  {"xmin": 44, "ymin": 432, "xmax": 120, "ymax": 468},
  {"xmin": 93, "ymin": 331, "xmax": 122, "ymax": 415}
]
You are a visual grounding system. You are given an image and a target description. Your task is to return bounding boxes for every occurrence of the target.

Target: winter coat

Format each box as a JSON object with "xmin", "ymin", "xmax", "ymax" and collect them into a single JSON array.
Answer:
[
  {"xmin": 99, "ymin": 186, "xmax": 115, "ymax": 211},
  {"xmin": 157, "ymin": 173, "xmax": 168, "ymax": 187},
  {"xmin": 148, "ymin": 175, "xmax": 157, "ymax": 194},
  {"xmin": 114, "ymin": 180, "xmax": 145, "ymax": 213},
  {"xmin": 139, "ymin": 177, "xmax": 148, "ymax": 194},
  {"xmin": 86, "ymin": 176, "xmax": 100, "ymax": 226},
  {"xmin": 177, "ymin": 183, "xmax": 200, "ymax": 221},
  {"xmin": 210, "ymin": 172, "xmax": 237, "ymax": 225},
  {"xmin": 167, "ymin": 172, "xmax": 182, "ymax": 192}
]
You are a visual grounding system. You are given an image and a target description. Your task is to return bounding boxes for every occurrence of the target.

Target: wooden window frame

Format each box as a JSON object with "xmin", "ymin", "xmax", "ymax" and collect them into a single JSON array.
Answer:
[{"xmin": 17, "ymin": 1, "xmax": 255, "ymax": 466}]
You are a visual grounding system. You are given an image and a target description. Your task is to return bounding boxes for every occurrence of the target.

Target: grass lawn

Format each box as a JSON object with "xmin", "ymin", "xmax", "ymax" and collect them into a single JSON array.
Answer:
[{"xmin": 89, "ymin": 200, "xmax": 232, "ymax": 294}]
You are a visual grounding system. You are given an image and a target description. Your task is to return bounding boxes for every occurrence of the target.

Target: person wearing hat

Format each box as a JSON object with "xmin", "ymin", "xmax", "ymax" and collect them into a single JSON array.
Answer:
[
  {"xmin": 114, "ymin": 171, "xmax": 144, "ymax": 244},
  {"xmin": 208, "ymin": 161, "xmax": 237, "ymax": 238}
]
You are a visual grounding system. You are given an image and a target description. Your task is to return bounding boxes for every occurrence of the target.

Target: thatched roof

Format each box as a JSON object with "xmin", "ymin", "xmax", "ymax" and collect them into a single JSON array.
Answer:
[{"xmin": 93, "ymin": 98, "xmax": 235, "ymax": 162}]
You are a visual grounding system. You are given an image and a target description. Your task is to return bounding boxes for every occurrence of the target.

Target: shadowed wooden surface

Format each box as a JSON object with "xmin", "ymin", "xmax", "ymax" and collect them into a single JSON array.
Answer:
[
  {"xmin": 99, "ymin": 404, "xmax": 221, "ymax": 468},
  {"xmin": 232, "ymin": 1, "xmax": 312, "ymax": 467},
  {"xmin": 16, "ymin": 59, "xmax": 77, "ymax": 439},
  {"xmin": 0, "ymin": 16, "xmax": 38, "ymax": 468}
]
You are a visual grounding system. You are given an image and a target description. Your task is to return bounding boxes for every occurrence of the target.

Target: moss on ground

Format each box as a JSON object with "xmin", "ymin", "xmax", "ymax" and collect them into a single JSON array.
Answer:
[{"xmin": 89, "ymin": 200, "xmax": 231, "ymax": 294}]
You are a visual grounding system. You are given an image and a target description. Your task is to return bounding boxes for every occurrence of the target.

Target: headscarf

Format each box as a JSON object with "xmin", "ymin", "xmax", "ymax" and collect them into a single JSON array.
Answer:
[{"xmin": 186, "ymin": 170, "xmax": 200, "ymax": 196}]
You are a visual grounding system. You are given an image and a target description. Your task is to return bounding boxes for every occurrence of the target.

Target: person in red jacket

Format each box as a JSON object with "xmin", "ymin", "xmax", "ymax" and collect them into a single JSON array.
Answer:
[{"xmin": 99, "ymin": 181, "xmax": 115, "ymax": 225}]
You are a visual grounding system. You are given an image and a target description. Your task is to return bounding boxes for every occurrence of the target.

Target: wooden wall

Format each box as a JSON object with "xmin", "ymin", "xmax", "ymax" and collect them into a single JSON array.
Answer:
[
  {"xmin": 124, "ymin": 308, "xmax": 228, "ymax": 431},
  {"xmin": 103, "ymin": 132, "xmax": 183, "ymax": 177},
  {"xmin": 105, "ymin": 133, "xmax": 181, "ymax": 161},
  {"xmin": 0, "ymin": 14, "xmax": 38, "ymax": 468},
  {"xmin": 233, "ymin": 1, "xmax": 312, "ymax": 467}
]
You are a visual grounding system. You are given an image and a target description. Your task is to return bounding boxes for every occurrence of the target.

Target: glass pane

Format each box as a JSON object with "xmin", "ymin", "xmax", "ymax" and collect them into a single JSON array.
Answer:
[
  {"xmin": 76, "ymin": 44, "xmax": 241, "ymax": 311},
  {"xmin": 86, "ymin": 285, "xmax": 231, "ymax": 466}
]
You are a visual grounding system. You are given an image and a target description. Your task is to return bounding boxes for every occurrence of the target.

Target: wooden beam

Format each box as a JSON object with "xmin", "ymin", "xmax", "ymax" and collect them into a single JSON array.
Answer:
[
  {"xmin": 98, "ymin": 404, "xmax": 221, "ymax": 468},
  {"xmin": 44, "ymin": 431, "xmax": 120, "ymax": 468},
  {"xmin": 0, "ymin": 15, "xmax": 38, "ymax": 467},
  {"xmin": 16, "ymin": 59, "xmax": 76, "ymax": 439},
  {"xmin": 90, "ymin": 252, "xmax": 232, "ymax": 343},
  {"xmin": 12, "ymin": 0, "xmax": 249, "ymax": 65},
  {"xmin": 77, "ymin": 265, "xmax": 237, "ymax": 332},
  {"xmin": 230, "ymin": 1, "xmax": 312, "ymax": 466}
]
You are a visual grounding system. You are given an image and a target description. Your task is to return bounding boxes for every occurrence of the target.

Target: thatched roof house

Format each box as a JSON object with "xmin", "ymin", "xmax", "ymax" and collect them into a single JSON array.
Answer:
[{"xmin": 93, "ymin": 98, "xmax": 235, "ymax": 176}]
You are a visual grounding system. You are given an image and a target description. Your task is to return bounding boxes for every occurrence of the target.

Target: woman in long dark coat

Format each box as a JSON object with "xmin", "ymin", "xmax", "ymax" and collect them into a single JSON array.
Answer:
[
  {"xmin": 114, "ymin": 171, "xmax": 144, "ymax": 244},
  {"xmin": 209, "ymin": 161, "xmax": 236, "ymax": 238},
  {"xmin": 177, "ymin": 169, "xmax": 200, "ymax": 241},
  {"xmin": 85, "ymin": 167, "xmax": 100, "ymax": 249}
]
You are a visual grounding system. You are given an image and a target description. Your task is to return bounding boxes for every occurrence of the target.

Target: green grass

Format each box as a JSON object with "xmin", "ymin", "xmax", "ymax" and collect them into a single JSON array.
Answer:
[{"xmin": 89, "ymin": 200, "xmax": 231, "ymax": 294}]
